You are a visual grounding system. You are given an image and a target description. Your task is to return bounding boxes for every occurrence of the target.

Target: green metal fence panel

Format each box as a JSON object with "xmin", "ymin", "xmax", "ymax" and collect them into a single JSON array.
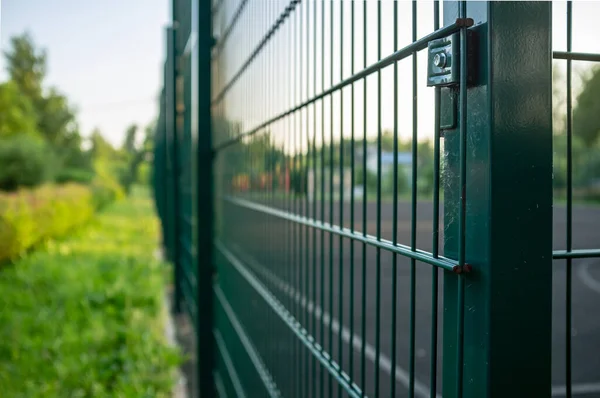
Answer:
[
  {"xmin": 551, "ymin": 3, "xmax": 600, "ymax": 398},
  {"xmin": 208, "ymin": 1, "xmax": 550, "ymax": 397},
  {"xmin": 150, "ymin": 1, "xmax": 600, "ymax": 397}
]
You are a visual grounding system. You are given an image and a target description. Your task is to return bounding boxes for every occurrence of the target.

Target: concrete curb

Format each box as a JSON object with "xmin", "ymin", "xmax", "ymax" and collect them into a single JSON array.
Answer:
[
  {"xmin": 163, "ymin": 292, "xmax": 188, "ymax": 398},
  {"xmin": 155, "ymin": 248, "xmax": 188, "ymax": 398}
]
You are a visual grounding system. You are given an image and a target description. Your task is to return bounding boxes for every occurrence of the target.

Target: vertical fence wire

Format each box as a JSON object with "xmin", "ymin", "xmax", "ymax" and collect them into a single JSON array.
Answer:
[
  {"xmin": 349, "ymin": 0, "xmax": 356, "ymax": 392},
  {"xmin": 360, "ymin": 2, "xmax": 368, "ymax": 396},
  {"xmin": 328, "ymin": 2, "xmax": 335, "ymax": 395},
  {"xmin": 375, "ymin": 0, "xmax": 383, "ymax": 395},
  {"xmin": 565, "ymin": 3, "xmax": 573, "ymax": 397},
  {"xmin": 390, "ymin": 0, "xmax": 399, "ymax": 396},
  {"xmin": 337, "ymin": 2, "xmax": 345, "ymax": 396},
  {"xmin": 312, "ymin": 1, "xmax": 318, "ymax": 394},
  {"xmin": 319, "ymin": 1, "xmax": 326, "ymax": 395},
  {"xmin": 431, "ymin": 2, "xmax": 441, "ymax": 396},
  {"xmin": 409, "ymin": 2, "xmax": 418, "ymax": 396},
  {"xmin": 456, "ymin": 1, "xmax": 469, "ymax": 396}
]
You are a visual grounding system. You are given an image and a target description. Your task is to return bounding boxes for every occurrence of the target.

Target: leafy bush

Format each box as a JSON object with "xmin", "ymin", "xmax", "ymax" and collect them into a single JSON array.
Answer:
[
  {"xmin": 55, "ymin": 167, "xmax": 95, "ymax": 185},
  {"xmin": 0, "ymin": 135, "xmax": 56, "ymax": 191},
  {"xmin": 88, "ymin": 158, "xmax": 125, "ymax": 210},
  {"xmin": 137, "ymin": 162, "xmax": 151, "ymax": 185},
  {"xmin": 0, "ymin": 184, "xmax": 96, "ymax": 262},
  {"xmin": 0, "ymin": 181, "xmax": 122, "ymax": 263},
  {"xmin": 0, "ymin": 190, "xmax": 182, "ymax": 396},
  {"xmin": 91, "ymin": 178, "xmax": 124, "ymax": 211}
]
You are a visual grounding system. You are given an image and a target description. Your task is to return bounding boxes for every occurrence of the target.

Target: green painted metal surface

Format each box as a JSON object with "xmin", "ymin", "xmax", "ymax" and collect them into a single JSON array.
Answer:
[
  {"xmin": 441, "ymin": 2, "xmax": 553, "ymax": 397},
  {"xmin": 149, "ymin": 1, "xmax": 600, "ymax": 397}
]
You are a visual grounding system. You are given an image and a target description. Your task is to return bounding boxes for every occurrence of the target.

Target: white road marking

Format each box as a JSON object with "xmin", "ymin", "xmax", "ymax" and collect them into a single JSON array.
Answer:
[
  {"xmin": 577, "ymin": 259, "xmax": 600, "ymax": 295},
  {"xmin": 552, "ymin": 382, "xmax": 600, "ymax": 396}
]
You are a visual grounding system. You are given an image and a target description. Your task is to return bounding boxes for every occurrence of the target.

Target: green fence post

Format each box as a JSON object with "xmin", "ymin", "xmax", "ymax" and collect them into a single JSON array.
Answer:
[
  {"xmin": 166, "ymin": 24, "xmax": 183, "ymax": 314},
  {"xmin": 195, "ymin": 0, "xmax": 216, "ymax": 396},
  {"xmin": 441, "ymin": 2, "xmax": 553, "ymax": 397}
]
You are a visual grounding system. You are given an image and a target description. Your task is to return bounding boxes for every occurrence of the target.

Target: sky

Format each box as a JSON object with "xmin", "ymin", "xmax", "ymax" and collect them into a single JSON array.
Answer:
[
  {"xmin": 0, "ymin": 0, "xmax": 170, "ymax": 147},
  {"xmin": 1, "ymin": 0, "xmax": 599, "ymax": 149}
]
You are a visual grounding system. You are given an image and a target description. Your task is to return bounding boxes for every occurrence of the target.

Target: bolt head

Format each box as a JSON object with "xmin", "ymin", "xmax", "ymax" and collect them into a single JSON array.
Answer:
[{"xmin": 433, "ymin": 52, "xmax": 447, "ymax": 68}]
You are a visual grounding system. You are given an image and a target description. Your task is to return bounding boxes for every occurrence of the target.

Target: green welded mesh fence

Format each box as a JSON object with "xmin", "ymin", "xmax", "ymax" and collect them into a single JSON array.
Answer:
[
  {"xmin": 151, "ymin": 1, "xmax": 600, "ymax": 397},
  {"xmin": 550, "ymin": 3, "xmax": 600, "ymax": 397}
]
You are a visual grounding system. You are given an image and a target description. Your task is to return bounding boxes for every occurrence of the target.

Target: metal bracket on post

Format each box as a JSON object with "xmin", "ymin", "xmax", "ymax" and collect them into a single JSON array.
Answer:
[
  {"xmin": 428, "ymin": 28, "xmax": 478, "ymax": 134},
  {"xmin": 427, "ymin": 30, "xmax": 477, "ymax": 88}
]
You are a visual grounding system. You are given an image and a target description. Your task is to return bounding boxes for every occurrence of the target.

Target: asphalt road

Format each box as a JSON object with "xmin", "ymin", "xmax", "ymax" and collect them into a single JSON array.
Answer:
[{"xmin": 216, "ymin": 198, "xmax": 600, "ymax": 398}]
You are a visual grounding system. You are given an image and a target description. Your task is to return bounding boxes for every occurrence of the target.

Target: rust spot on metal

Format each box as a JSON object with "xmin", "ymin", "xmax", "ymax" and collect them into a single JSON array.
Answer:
[
  {"xmin": 452, "ymin": 264, "xmax": 473, "ymax": 274},
  {"xmin": 456, "ymin": 18, "xmax": 475, "ymax": 28}
]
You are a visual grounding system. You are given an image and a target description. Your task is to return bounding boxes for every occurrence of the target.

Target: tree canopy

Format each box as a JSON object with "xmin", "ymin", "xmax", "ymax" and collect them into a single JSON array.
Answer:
[
  {"xmin": 0, "ymin": 31, "xmax": 155, "ymax": 192},
  {"xmin": 3, "ymin": 33, "xmax": 46, "ymax": 103}
]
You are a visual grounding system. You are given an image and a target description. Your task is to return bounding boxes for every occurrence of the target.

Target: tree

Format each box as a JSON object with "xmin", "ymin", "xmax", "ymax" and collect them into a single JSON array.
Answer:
[
  {"xmin": 573, "ymin": 66, "xmax": 600, "ymax": 146},
  {"xmin": 36, "ymin": 88, "xmax": 79, "ymax": 147},
  {"xmin": 0, "ymin": 81, "xmax": 38, "ymax": 137},
  {"xmin": 3, "ymin": 32, "xmax": 46, "ymax": 103},
  {"xmin": 4, "ymin": 33, "xmax": 83, "ymax": 149},
  {"xmin": 123, "ymin": 124, "xmax": 138, "ymax": 154},
  {"xmin": 553, "ymin": 61, "xmax": 566, "ymax": 135},
  {"xmin": 0, "ymin": 32, "xmax": 91, "ymax": 189},
  {"xmin": 119, "ymin": 123, "xmax": 154, "ymax": 194},
  {"xmin": 90, "ymin": 128, "xmax": 119, "ymax": 160}
]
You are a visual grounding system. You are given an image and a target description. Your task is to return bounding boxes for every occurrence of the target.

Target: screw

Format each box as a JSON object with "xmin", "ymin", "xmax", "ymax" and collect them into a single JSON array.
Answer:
[{"xmin": 433, "ymin": 52, "xmax": 447, "ymax": 68}]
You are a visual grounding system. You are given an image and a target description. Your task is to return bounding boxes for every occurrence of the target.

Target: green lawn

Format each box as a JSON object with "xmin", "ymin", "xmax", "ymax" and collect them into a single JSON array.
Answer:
[{"xmin": 0, "ymin": 187, "xmax": 181, "ymax": 397}]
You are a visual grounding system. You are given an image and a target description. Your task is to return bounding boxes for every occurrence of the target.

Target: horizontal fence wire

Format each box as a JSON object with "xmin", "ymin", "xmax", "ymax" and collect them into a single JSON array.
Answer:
[
  {"xmin": 553, "ymin": 249, "xmax": 600, "ymax": 259},
  {"xmin": 553, "ymin": 51, "xmax": 600, "ymax": 62},
  {"xmin": 221, "ymin": 195, "xmax": 460, "ymax": 272}
]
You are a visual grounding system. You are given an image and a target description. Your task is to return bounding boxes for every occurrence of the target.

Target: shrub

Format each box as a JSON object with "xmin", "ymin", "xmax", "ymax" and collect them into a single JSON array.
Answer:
[
  {"xmin": 0, "ymin": 183, "xmax": 113, "ymax": 262},
  {"xmin": 0, "ymin": 191, "xmax": 182, "ymax": 395},
  {"xmin": 91, "ymin": 177, "xmax": 124, "ymax": 211},
  {"xmin": 54, "ymin": 168, "xmax": 95, "ymax": 185},
  {"xmin": 92, "ymin": 159, "xmax": 125, "ymax": 208},
  {"xmin": 0, "ymin": 135, "xmax": 56, "ymax": 191},
  {"xmin": 137, "ymin": 162, "xmax": 151, "ymax": 185}
]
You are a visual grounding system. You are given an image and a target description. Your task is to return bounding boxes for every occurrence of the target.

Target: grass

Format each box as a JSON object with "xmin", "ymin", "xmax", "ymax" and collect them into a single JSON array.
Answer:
[{"xmin": 0, "ymin": 187, "xmax": 181, "ymax": 397}]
